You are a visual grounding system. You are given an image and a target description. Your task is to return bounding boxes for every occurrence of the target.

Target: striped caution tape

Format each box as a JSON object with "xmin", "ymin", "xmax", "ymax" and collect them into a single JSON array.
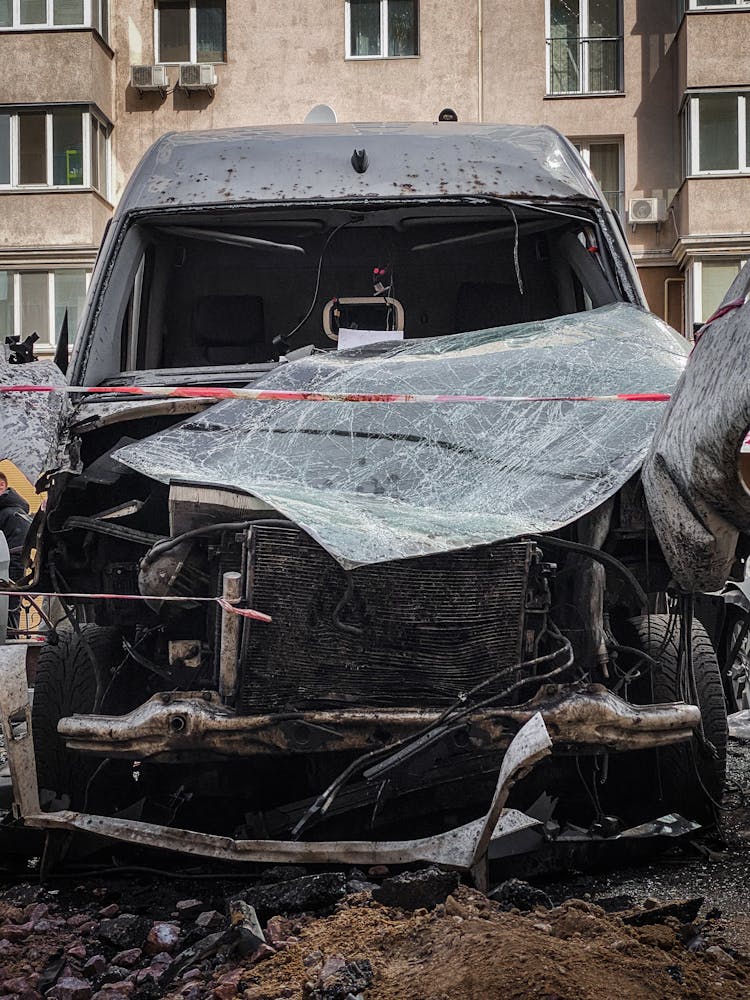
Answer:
[
  {"xmin": 0, "ymin": 384, "xmax": 672, "ymax": 405},
  {"xmin": 0, "ymin": 589, "xmax": 272, "ymax": 623}
]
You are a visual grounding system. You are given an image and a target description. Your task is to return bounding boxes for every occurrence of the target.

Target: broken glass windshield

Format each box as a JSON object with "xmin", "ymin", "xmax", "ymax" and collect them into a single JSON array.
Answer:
[{"xmin": 115, "ymin": 303, "xmax": 689, "ymax": 568}]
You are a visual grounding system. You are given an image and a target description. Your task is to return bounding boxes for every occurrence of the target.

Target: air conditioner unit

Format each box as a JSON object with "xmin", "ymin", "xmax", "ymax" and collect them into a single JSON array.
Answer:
[
  {"xmin": 179, "ymin": 63, "xmax": 217, "ymax": 91},
  {"xmin": 628, "ymin": 197, "xmax": 665, "ymax": 224},
  {"xmin": 130, "ymin": 65, "xmax": 169, "ymax": 92}
]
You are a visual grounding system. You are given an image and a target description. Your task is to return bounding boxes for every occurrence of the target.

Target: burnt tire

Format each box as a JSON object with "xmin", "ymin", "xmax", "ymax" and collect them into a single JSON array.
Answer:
[
  {"xmin": 628, "ymin": 614, "xmax": 727, "ymax": 825},
  {"xmin": 32, "ymin": 625, "xmax": 122, "ymax": 810}
]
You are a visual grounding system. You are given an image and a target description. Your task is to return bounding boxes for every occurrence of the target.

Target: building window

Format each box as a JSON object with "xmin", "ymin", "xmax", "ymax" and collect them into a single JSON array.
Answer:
[
  {"xmin": 155, "ymin": 0, "xmax": 226, "ymax": 63},
  {"xmin": 0, "ymin": 0, "xmax": 108, "ymax": 39},
  {"xmin": 573, "ymin": 139, "xmax": 624, "ymax": 216},
  {"xmin": 686, "ymin": 91, "xmax": 750, "ymax": 174},
  {"xmin": 547, "ymin": 0, "xmax": 623, "ymax": 95},
  {"xmin": 0, "ymin": 107, "xmax": 109, "ymax": 196},
  {"xmin": 0, "ymin": 268, "xmax": 89, "ymax": 349},
  {"xmin": 690, "ymin": 259, "xmax": 744, "ymax": 330},
  {"xmin": 683, "ymin": 1, "xmax": 750, "ymax": 10},
  {"xmin": 346, "ymin": 0, "xmax": 419, "ymax": 58}
]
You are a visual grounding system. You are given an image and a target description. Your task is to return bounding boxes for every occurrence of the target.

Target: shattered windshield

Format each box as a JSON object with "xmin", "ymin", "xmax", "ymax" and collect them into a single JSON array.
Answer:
[{"xmin": 116, "ymin": 303, "xmax": 689, "ymax": 568}]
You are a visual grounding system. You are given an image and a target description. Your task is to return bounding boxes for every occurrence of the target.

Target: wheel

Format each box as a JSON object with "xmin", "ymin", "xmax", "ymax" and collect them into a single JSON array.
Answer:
[
  {"xmin": 721, "ymin": 611, "xmax": 750, "ymax": 712},
  {"xmin": 32, "ymin": 625, "xmax": 122, "ymax": 810},
  {"xmin": 626, "ymin": 614, "xmax": 728, "ymax": 825}
]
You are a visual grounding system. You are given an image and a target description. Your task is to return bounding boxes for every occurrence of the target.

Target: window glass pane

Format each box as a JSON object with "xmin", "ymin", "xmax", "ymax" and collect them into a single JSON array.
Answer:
[
  {"xmin": 388, "ymin": 0, "xmax": 417, "ymax": 55},
  {"xmin": 350, "ymin": 0, "xmax": 381, "ymax": 56},
  {"xmin": 550, "ymin": 0, "xmax": 580, "ymax": 94},
  {"xmin": 19, "ymin": 273, "xmax": 49, "ymax": 343},
  {"xmin": 701, "ymin": 261, "xmax": 742, "ymax": 322},
  {"xmin": 19, "ymin": 0, "xmax": 46, "ymax": 23},
  {"xmin": 97, "ymin": 122, "xmax": 107, "ymax": 196},
  {"xmin": 52, "ymin": 110, "xmax": 83, "ymax": 186},
  {"xmin": 53, "ymin": 0, "xmax": 83, "ymax": 24},
  {"xmin": 18, "ymin": 114, "xmax": 47, "ymax": 185},
  {"xmin": 588, "ymin": 0, "xmax": 618, "ymax": 36},
  {"xmin": 0, "ymin": 272, "xmax": 13, "ymax": 342},
  {"xmin": 100, "ymin": 0, "xmax": 108, "ymax": 40},
  {"xmin": 159, "ymin": 1, "xmax": 190, "ymax": 62},
  {"xmin": 589, "ymin": 142, "xmax": 621, "ymax": 212},
  {"xmin": 90, "ymin": 119, "xmax": 99, "ymax": 192},
  {"xmin": 54, "ymin": 269, "xmax": 87, "ymax": 344},
  {"xmin": 0, "ymin": 116, "xmax": 10, "ymax": 185},
  {"xmin": 197, "ymin": 0, "xmax": 225, "ymax": 61},
  {"xmin": 0, "ymin": 0, "xmax": 11, "ymax": 26},
  {"xmin": 698, "ymin": 94, "xmax": 739, "ymax": 171}
]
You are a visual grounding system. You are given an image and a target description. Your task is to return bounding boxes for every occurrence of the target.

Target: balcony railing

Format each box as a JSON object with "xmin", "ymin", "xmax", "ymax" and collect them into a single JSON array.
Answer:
[{"xmin": 547, "ymin": 36, "xmax": 623, "ymax": 96}]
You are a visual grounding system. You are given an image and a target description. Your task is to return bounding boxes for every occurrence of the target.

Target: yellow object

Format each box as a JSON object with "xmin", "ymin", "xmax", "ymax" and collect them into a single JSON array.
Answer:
[{"xmin": 0, "ymin": 461, "xmax": 42, "ymax": 512}]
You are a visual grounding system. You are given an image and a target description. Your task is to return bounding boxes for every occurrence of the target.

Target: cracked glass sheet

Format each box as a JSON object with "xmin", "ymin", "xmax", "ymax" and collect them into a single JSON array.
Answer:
[
  {"xmin": 0, "ymin": 359, "xmax": 69, "ymax": 483},
  {"xmin": 116, "ymin": 303, "xmax": 689, "ymax": 568}
]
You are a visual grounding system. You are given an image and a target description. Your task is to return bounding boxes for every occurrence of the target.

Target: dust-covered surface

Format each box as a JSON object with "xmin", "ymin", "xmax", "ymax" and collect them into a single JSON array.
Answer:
[
  {"xmin": 116, "ymin": 304, "xmax": 688, "ymax": 569},
  {"xmin": 0, "ymin": 740, "xmax": 747, "ymax": 999}
]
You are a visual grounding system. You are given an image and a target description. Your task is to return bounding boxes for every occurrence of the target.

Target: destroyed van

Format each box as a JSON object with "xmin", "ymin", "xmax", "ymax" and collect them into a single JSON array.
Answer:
[{"xmin": 0, "ymin": 123, "xmax": 730, "ymax": 875}]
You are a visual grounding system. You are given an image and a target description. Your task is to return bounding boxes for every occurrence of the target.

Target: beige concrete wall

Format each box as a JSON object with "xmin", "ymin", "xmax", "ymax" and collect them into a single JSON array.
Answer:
[
  {"xmin": 110, "ymin": 0, "xmax": 479, "ymax": 199},
  {"xmin": 481, "ymin": 0, "xmax": 679, "ymax": 262},
  {"xmin": 678, "ymin": 11, "xmax": 750, "ymax": 93},
  {"xmin": 0, "ymin": 29, "xmax": 114, "ymax": 120},
  {"xmin": 0, "ymin": 192, "xmax": 110, "ymax": 249},
  {"xmin": 674, "ymin": 176, "xmax": 750, "ymax": 240}
]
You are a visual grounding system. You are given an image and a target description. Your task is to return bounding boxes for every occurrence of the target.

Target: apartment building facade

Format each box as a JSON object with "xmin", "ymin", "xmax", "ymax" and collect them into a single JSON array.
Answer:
[{"xmin": 0, "ymin": 0, "xmax": 748, "ymax": 357}]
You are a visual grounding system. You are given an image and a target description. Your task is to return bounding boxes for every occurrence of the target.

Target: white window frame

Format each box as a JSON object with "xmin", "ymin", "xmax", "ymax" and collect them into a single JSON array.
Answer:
[
  {"xmin": 573, "ymin": 137, "xmax": 625, "ymax": 217},
  {"xmin": 154, "ymin": 0, "xmax": 226, "ymax": 64},
  {"xmin": 687, "ymin": 90, "xmax": 750, "ymax": 176},
  {"xmin": 344, "ymin": 0, "xmax": 419, "ymax": 60},
  {"xmin": 4, "ymin": 267, "xmax": 91, "ymax": 349},
  {"xmin": 691, "ymin": 257, "xmax": 747, "ymax": 329},
  {"xmin": 0, "ymin": 106, "xmax": 110, "ymax": 196},
  {"xmin": 1, "ymin": 0, "xmax": 108, "ymax": 39},
  {"xmin": 545, "ymin": 0, "xmax": 623, "ymax": 96},
  {"xmin": 685, "ymin": 1, "xmax": 750, "ymax": 10}
]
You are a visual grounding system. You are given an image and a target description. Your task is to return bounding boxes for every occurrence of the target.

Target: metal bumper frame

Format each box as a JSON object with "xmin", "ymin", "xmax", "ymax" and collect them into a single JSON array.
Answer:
[{"xmin": 0, "ymin": 645, "xmax": 702, "ymax": 881}]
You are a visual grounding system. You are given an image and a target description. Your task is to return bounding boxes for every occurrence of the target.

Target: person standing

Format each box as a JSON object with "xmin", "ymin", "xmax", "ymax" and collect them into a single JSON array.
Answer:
[{"xmin": 0, "ymin": 472, "xmax": 31, "ymax": 629}]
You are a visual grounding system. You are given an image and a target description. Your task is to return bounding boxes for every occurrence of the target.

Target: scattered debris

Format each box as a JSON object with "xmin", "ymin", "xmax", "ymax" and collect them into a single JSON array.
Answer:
[
  {"xmin": 236, "ymin": 873, "xmax": 348, "ymax": 921},
  {"xmin": 371, "ymin": 866, "xmax": 460, "ymax": 911}
]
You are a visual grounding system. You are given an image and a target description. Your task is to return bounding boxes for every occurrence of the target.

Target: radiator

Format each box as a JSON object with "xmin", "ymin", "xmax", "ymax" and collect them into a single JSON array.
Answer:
[{"xmin": 238, "ymin": 524, "xmax": 534, "ymax": 711}]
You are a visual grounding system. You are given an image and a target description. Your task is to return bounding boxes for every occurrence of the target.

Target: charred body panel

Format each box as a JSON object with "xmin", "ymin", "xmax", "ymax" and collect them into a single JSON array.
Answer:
[{"xmin": 0, "ymin": 122, "xmax": 728, "ymax": 867}]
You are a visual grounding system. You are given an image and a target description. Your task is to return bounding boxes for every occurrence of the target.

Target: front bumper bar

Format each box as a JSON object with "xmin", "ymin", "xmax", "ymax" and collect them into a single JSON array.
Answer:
[{"xmin": 0, "ymin": 645, "xmax": 701, "ymax": 876}]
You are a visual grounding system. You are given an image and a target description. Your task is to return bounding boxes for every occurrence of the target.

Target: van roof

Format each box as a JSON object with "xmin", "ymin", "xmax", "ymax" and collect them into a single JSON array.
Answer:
[{"xmin": 118, "ymin": 122, "xmax": 600, "ymax": 213}]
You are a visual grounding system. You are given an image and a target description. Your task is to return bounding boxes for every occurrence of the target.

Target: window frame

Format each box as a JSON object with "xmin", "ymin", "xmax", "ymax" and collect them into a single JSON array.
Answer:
[
  {"xmin": 691, "ymin": 257, "xmax": 747, "ymax": 328},
  {"xmin": 685, "ymin": 90, "xmax": 750, "ymax": 176},
  {"xmin": 1, "ymin": 267, "xmax": 91, "ymax": 350},
  {"xmin": 0, "ymin": 106, "xmax": 110, "ymax": 198},
  {"xmin": 683, "ymin": 1, "xmax": 750, "ymax": 11},
  {"xmin": 572, "ymin": 137, "xmax": 625, "ymax": 217},
  {"xmin": 344, "ymin": 0, "xmax": 420, "ymax": 60},
  {"xmin": 154, "ymin": 0, "xmax": 227, "ymax": 64},
  {"xmin": 0, "ymin": 0, "xmax": 108, "ymax": 40},
  {"xmin": 545, "ymin": 0, "xmax": 624, "ymax": 97}
]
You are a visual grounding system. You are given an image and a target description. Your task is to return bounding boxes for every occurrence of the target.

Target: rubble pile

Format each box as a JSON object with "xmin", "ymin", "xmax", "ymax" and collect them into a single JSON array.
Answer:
[{"xmin": 0, "ymin": 867, "xmax": 747, "ymax": 1000}]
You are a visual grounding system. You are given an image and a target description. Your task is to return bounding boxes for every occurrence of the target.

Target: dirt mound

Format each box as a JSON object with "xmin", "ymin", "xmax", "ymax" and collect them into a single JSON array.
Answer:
[{"xmin": 170, "ymin": 886, "xmax": 748, "ymax": 1000}]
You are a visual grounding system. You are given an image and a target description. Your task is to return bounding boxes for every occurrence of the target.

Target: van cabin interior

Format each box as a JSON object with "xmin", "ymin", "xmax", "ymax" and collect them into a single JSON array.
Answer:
[{"xmin": 90, "ymin": 202, "xmax": 622, "ymax": 385}]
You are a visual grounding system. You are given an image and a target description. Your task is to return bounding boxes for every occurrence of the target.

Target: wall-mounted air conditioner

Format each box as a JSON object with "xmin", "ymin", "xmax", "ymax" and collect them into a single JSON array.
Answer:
[
  {"xmin": 628, "ymin": 197, "xmax": 666, "ymax": 225},
  {"xmin": 178, "ymin": 64, "xmax": 218, "ymax": 91},
  {"xmin": 130, "ymin": 65, "xmax": 169, "ymax": 93}
]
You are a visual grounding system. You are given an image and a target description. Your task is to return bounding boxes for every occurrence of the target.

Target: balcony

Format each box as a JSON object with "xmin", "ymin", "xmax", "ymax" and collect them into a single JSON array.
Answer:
[
  {"xmin": 546, "ymin": 36, "xmax": 623, "ymax": 96},
  {"xmin": 0, "ymin": 30, "xmax": 113, "ymax": 119},
  {"xmin": 672, "ymin": 175, "xmax": 750, "ymax": 259},
  {"xmin": 0, "ymin": 191, "xmax": 111, "ymax": 252},
  {"xmin": 676, "ymin": 11, "xmax": 750, "ymax": 94}
]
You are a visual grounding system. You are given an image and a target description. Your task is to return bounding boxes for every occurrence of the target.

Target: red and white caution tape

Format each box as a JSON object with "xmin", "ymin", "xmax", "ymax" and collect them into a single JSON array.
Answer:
[
  {"xmin": 0, "ymin": 589, "xmax": 272, "ymax": 623},
  {"xmin": 0, "ymin": 384, "xmax": 672, "ymax": 405}
]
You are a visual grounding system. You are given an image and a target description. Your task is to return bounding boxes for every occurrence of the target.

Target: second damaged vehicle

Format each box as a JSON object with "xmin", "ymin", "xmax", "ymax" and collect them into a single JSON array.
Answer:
[{"xmin": 0, "ymin": 124, "xmax": 728, "ymax": 870}]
